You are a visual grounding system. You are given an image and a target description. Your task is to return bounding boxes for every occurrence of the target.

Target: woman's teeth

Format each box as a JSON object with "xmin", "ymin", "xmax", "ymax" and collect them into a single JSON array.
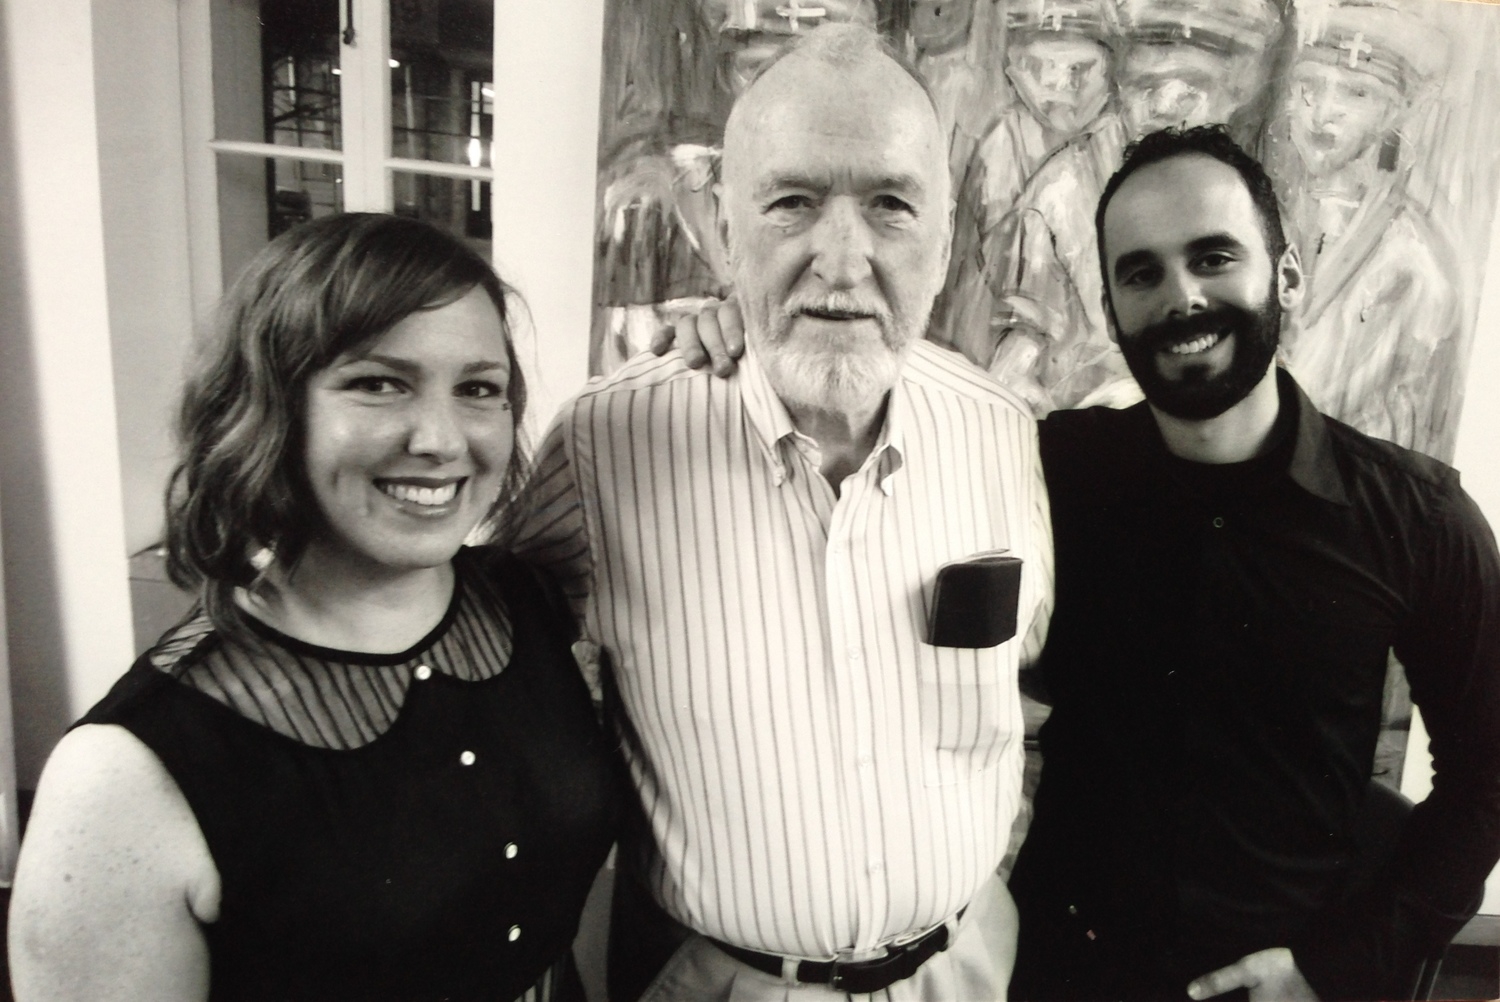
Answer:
[
  {"xmin": 1168, "ymin": 331, "xmax": 1223, "ymax": 355},
  {"xmin": 380, "ymin": 482, "xmax": 459, "ymax": 506}
]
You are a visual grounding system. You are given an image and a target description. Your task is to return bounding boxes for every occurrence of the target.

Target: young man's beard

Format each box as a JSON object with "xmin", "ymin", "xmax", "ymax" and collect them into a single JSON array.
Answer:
[{"xmin": 1116, "ymin": 295, "xmax": 1281, "ymax": 420}]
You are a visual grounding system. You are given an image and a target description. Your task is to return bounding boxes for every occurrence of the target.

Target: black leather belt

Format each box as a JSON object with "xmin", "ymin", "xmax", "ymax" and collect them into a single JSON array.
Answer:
[{"xmin": 709, "ymin": 912, "xmax": 961, "ymax": 995}]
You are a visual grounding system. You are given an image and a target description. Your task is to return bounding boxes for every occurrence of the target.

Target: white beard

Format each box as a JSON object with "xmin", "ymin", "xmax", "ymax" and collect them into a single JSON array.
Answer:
[
  {"xmin": 759, "ymin": 333, "xmax": 908, "ymax": 415},
  {"xmin": 748, "ymin": 289, "xmax": 929, "ymax": 416}
]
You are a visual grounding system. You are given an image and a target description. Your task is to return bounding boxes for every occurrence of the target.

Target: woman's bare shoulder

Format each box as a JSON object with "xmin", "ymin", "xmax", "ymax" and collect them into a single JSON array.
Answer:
[{"xmin": 8, "ymin": 724, "xmax": 219, "ymax": 1002}]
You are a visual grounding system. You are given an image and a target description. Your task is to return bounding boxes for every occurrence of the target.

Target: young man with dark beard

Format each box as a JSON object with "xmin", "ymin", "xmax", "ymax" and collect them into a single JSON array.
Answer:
[
  {"xmin": 669, "ymin": 126, "xmax": 1500, "ymax": 1002},
  {"xmin": 1006, "ymin": 126, "xmax": 1500, "ymax": 1002}
]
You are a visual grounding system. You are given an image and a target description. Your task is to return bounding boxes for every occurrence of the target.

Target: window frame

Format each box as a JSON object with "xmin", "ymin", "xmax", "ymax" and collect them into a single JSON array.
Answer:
[{"xmin": 180, "ymin": 0, "xmax": 497, "ymax": 317}]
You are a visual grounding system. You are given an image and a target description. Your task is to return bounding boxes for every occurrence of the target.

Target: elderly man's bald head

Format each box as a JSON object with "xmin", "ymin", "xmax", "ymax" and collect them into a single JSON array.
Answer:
[
  {"xmin": 721, "ymin": 24, "xmax": 946, "ymax": 194},
  {"xmin": 714, "ymin": 23, "xmax": 954, "ymax": 419}
]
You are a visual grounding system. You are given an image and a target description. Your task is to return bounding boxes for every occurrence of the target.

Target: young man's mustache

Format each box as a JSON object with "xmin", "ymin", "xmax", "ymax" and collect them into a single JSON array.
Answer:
[{"xmin": 1135, "ymin": 304, "xmax": 1256, "ymax": 353}]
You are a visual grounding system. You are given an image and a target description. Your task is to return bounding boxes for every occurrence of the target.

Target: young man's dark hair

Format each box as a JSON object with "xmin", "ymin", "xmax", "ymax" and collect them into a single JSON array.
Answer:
[{"xmin": 1094, "ymin": 124, "xmax": 1289, "ymax": 280}]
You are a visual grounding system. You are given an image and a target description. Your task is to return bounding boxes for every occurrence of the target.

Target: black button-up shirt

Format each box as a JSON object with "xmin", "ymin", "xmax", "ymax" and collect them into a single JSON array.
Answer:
[{"xmin": 1018, "ymin": 368, "xmax": 1500, "ymax": 1000}]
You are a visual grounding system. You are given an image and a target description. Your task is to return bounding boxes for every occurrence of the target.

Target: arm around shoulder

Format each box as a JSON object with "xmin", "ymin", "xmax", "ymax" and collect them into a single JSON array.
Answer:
[{"xmin": 9, "ymin": 723, "xmax": 219, "ymax": 1002}]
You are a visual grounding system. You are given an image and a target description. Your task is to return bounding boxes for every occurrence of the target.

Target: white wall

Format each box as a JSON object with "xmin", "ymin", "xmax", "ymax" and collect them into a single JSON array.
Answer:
[
  {"xmin": 1453, "ymin": 176, "xmax": 1500, "ymax": 543},
  {"xmin": 0, "ymin": 0, "xmax": 135, "ymax": 791},
  {"xmin": 94, "ymin": 0, "xmax": 198, "ymax": 555},
  {"xmin": 1403, "ymin": 180, "xmax": 1500, "ymax": 922},
  {"xmin": 490, "ymin": 5, "xmax": 604, "ymax": 426}
]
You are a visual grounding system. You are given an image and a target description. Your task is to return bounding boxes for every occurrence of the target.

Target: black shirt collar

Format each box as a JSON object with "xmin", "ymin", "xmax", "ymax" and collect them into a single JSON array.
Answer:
[
  {"xmin": 1280, "ymin": 367, "xmax": 1350, "ymax": 506},
  {"xmin": 1120, "ymin": 366, "xmax": 1350, "ymax": 507}
]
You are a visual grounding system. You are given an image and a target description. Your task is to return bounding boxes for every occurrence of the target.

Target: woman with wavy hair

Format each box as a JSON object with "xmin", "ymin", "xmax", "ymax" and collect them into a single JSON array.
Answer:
[{"xmin": 9, "ymin": 214, "xmax": 619, "ymax": 1002}]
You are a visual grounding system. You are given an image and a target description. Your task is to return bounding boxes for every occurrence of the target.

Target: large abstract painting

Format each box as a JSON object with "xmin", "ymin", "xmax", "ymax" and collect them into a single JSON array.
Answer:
[{"xmin": 590, "ymin": 0, "xmax": 1500, "ymax": 463}]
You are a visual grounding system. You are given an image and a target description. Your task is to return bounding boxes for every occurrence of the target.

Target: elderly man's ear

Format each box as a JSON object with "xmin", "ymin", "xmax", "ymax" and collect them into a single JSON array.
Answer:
[
  {"xmin": 941, "ymin": 192, "xmax": 956, "ymax": 280},
  {"xmin": 715, "ymin": 182, "xmax": 731, "ymax": 267}
]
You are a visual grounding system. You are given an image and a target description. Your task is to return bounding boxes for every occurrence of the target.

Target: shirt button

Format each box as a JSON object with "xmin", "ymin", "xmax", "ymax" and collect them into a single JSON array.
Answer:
[
  {"xmin": 508, "ymin": 925, "xmax": 522, "ymax": 942},
  {"xmin": 868, "ymin": 859, "xmax": 884, "ymax": 874},
  {"xmin": 504, "ymin": 842, "xmax": 519, "ymax": 859},
  {"xmin": 848, "ymin": 649, "xmax": 862, "ymax": 662},
  {"xmin": 414, "ymin": 665, "xmax": 432, "ymax": 680},
  {"xmin": 1212, "ymin": 516, "xmax": 1225, "ymax": 528},
  {"xmin": 856, "ymin": 751, "xmax": 873, "ymax": 767},
  {"xmin": 459, "ymin": 750, "xmax": 477, "ymax": 766}
]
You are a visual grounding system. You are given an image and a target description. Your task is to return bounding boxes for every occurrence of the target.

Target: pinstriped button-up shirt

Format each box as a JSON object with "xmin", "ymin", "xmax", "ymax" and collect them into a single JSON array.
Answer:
[{"xmin": 515, "ymin": 340, "xmax": 1053, "ymax": 959}]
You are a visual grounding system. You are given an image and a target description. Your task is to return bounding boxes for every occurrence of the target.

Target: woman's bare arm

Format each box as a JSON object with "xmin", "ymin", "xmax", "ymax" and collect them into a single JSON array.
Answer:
[{"xmin": 9, "ymin": 724, "xmax": 221, "ymax": 1002}]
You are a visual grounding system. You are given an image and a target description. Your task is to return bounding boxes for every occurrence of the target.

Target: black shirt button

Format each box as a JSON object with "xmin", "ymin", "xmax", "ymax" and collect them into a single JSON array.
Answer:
[{"xmin": 1212, "ymin": 516, "xmax": 1225, "ymax": 528}]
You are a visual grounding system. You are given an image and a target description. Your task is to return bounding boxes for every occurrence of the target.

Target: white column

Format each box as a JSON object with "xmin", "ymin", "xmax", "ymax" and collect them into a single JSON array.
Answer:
[
  {"xmin": 94, "ymin": 0, "xmax": 197, "ymax": 555},
  {"xmin": 341, "ymin": 0, "xmax": 393, "ymax": 212},
  {"xmin": 0, "ymin": 0, "xmax": 135, "ymax": 791},
  {"xmin": 489, "ymin": 3, "xmax": 606, "ymax": 425}
]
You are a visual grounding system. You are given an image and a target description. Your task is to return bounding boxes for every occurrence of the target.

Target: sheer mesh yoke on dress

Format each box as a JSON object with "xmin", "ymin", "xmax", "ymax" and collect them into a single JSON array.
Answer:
[
  {"xmin": 85, "ymin": 550, "xmax": 605, "ymax": 1002},
  {"xmin": 146, "ymin": 568, "xmax": 514, "ymax": 750}
]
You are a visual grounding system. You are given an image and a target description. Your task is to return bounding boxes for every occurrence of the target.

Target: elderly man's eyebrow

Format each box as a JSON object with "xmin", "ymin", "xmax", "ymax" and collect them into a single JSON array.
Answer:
[
  {"xmin": 754, "ymin": 171, "xmax": 930, "ymax": 197},
  {"xmin": 754, "ymin": 172, "xmax": 824, "ymax": 195},
  {"xmin": 873, "ymin": 172, "xmax": 929, "ymax": 194}
]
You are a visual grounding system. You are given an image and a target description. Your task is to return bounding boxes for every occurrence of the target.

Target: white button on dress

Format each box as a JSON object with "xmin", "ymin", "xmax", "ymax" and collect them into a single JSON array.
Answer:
[
  {"xmin": 459, "ymin": 750, "xmax": 476, "ymax": 766},
  {"xmin": 414, "ymin": 665, "xmax": 432, "ymax": 681}
]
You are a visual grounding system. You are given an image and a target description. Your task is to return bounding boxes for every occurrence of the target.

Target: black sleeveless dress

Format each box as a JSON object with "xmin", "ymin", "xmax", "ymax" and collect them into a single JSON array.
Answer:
[{"xmin": 78, "ymin": 548, "xmax": 620, "ymax": 1002}]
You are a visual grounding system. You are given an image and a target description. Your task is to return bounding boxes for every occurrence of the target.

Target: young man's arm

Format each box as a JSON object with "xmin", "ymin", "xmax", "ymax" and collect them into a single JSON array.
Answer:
[
  {"xmin": 1299, "ymin": 481, "xmax": 1500, "ymax": 999},
  {"xmin": 1195, "ymin": 480, "xmax": 1500, "ymax": 1002}
]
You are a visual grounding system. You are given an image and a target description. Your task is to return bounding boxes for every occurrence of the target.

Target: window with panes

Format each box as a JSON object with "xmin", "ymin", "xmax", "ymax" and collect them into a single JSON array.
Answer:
[{"xmin": 203, "ymin": 0, "xmax": 496, "ymax": 286}]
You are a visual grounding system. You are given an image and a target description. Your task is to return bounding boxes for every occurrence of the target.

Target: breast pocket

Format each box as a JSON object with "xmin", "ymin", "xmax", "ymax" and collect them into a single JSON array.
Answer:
[{"xmin": 919, "ymin": 649, "xmax": 1015, "ymax": 787}]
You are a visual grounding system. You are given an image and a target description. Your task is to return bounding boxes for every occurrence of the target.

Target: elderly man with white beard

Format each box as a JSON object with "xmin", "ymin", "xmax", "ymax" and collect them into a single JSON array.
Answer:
[{"xmin": 515, "ymin": 22, "xmax": 1052, "ymax": 1002}]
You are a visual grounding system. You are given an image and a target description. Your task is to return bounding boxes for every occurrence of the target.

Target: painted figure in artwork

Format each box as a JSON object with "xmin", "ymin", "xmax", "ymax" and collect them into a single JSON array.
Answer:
[
  {"xmin": 955, "ymin": 0, "xmax": 1283, "ymax": 414},
  {"xmin": 931, "ymin": 0, "xmax": 1117, "ymax": 365},
  {"xmin": 1271, "ymin": 0, "xmax": 1460, "ymax": 459},
  {"xmin": 591, "ymin": 0, "xmax": 876, "ymax": 375},
  {"xmin": 907, "ymin": 0, "xmax": 1013, "ymax": 183},
  {"xmin": 592, "ymin": 0, "xmax": 1500, "ymax": 455}
]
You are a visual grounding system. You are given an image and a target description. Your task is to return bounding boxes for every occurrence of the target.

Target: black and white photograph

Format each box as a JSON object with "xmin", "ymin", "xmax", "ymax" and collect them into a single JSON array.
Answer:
[{"xmin": 0, "ymin": 0, "xmax": 1496, "ymax": 999}]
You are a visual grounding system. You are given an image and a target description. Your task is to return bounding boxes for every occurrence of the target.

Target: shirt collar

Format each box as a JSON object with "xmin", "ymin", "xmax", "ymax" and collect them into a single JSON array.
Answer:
[
  {"xmin": 739, "ymin": 349, "xmax": 797, "ymax": 484},
  {"xmin": 1280, "ymin": 367, "xmax": 1350, "ymax": 506},
  {"xmin": 1108, "ymin": 366, "xmax": 1350, "ymax": 506},
  {"xmin": 739, "ymin": 347, "xmax": 907, "ymax": 493},
  {"xmin": 873, "ymin": 379, "xmax": 908, "ymax": 495}
]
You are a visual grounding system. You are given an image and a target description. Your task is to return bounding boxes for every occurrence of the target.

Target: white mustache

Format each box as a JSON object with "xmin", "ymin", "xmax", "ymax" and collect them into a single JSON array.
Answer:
[{"xmin": 786, "ymin": 293, "xmax": 891, "ymax": 324}]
